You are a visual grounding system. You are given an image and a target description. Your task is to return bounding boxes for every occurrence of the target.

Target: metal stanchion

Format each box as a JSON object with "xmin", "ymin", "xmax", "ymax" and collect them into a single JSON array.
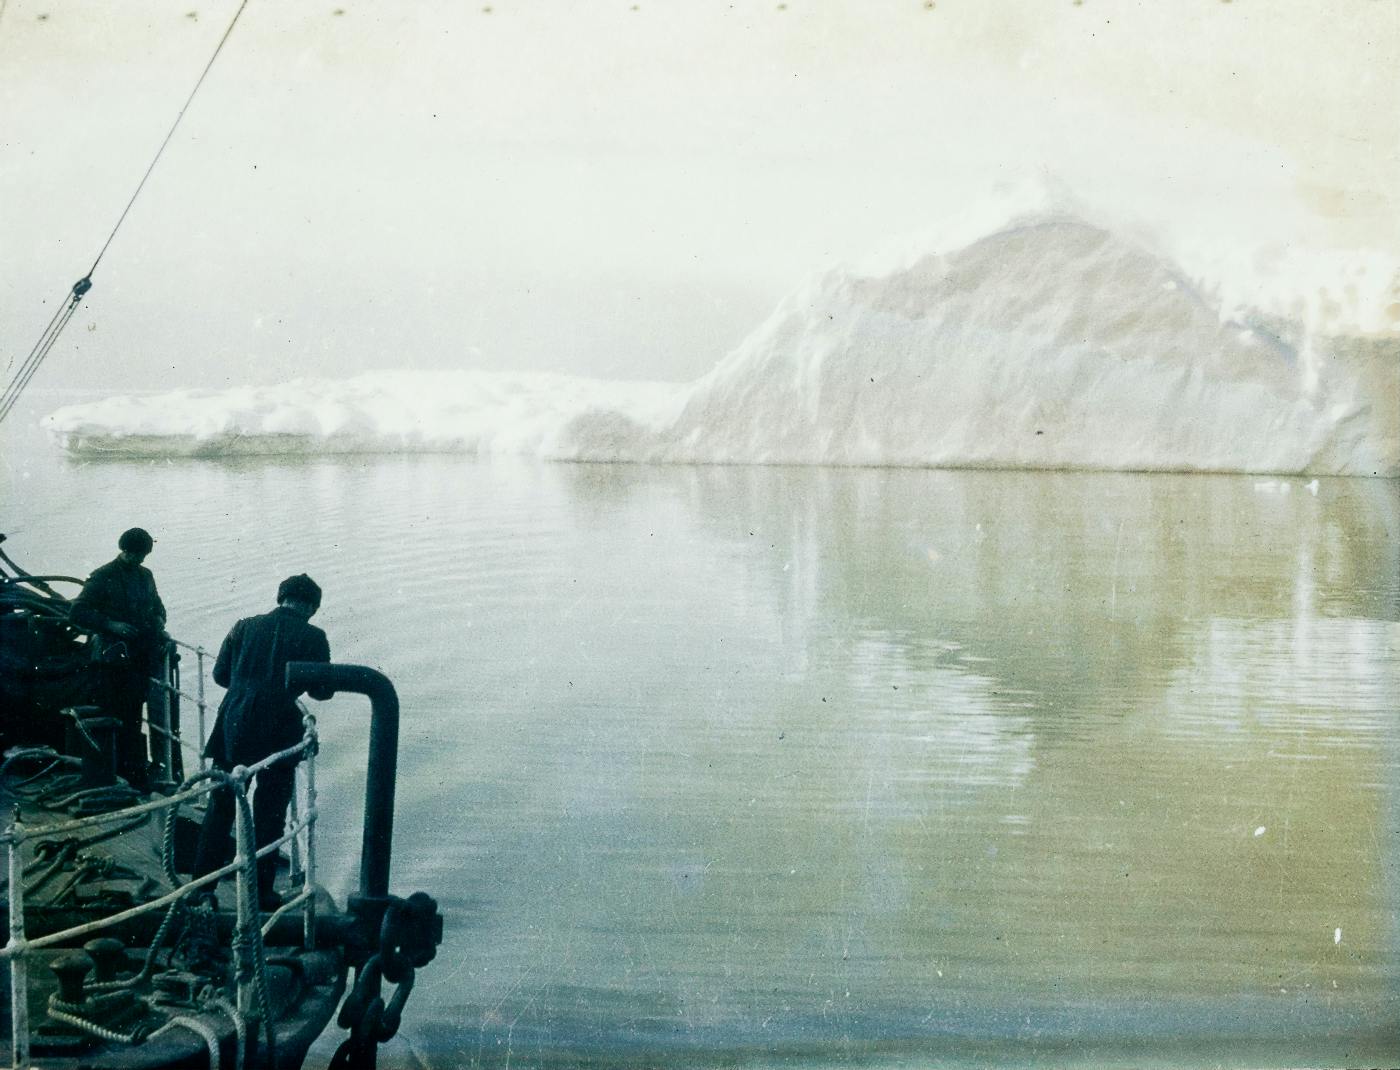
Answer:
[
  {"xmin": 303, "ymin": 729, "xmax": 319, "ymax": 950},
  {"xmin": 196, "ymin": 647, "xmax": 210, "ymax": 773},
  {"xmin": 7, "ymin": 821, "xmax": 31, "ymax": 1070}
]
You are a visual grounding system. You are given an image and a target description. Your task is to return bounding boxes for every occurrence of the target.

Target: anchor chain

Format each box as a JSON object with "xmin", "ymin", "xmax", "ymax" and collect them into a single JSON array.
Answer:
[{"xmin": 330, "ymin": 891, "xmax": 441, "ymax": 1069}]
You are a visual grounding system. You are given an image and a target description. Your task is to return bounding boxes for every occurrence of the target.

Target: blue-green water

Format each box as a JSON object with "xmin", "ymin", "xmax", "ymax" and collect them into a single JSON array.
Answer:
[{"xmin": 5, "ymin": 402, "xmax": 1399, "ymax": 1067}]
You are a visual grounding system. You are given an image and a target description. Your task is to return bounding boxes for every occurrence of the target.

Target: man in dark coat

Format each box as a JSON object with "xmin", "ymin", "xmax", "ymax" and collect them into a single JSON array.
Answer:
[
  {"xmin": 192, "ymin": 573, "xmax": 334, "ymax": 908},
  {"xmin": 70, "ymin": 527, "xmax": 168, "ymax": 788}
]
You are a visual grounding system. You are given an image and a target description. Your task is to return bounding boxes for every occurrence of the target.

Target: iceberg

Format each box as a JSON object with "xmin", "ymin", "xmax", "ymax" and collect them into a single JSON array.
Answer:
[
  {"xmin": 44, "ymin": 202, "xmax": 1400, "ymax": 476},
  {"xmin": 43, "ymin": 371, "xmax": 683, "ymax": 460}
]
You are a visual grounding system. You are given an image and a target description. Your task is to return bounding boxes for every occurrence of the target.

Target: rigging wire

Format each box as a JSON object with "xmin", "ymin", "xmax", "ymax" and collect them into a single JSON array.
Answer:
[
  {"xmin": 0, "ymin": 0, "xmax": 252, "ymax": 427},
  {"xmin": 87, "ymin": 0, "xmax": 252, "ymax": 280},
  {"xmin": 0, "ymin": 286, "xmax": 86, "ymax": 425}
]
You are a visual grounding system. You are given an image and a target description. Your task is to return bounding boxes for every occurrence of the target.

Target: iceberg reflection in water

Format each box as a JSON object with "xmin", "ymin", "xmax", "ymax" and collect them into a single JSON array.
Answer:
[{"xmin": 5, "ymin": 438, "xmax": 1398, "ymax": 1067}]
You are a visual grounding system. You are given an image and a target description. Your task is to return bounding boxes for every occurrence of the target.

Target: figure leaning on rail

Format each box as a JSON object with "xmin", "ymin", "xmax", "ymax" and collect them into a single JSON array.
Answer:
[
  {"xmin": 69, "ymin": 526, "xmax": 168, "ymax": 790},
  {"xmin": 192, "ymin": 572, "xmax": 334, "ymax": 910}
]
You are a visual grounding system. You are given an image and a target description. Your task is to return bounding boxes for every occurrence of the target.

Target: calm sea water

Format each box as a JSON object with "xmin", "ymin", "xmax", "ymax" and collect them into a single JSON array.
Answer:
[{"xmin": 4, "ymin": 398, "xmax": 1399, "ymax": 1068}]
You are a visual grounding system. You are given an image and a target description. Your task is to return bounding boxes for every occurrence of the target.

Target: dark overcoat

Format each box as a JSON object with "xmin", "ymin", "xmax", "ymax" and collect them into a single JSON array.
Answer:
[
  {"xmin": 71, "ymin": 556, "xmax": 167, "ymax": 666},
  {"xmin": 205, "ymin": 605, "xmax": 332, "ymax": 767}
]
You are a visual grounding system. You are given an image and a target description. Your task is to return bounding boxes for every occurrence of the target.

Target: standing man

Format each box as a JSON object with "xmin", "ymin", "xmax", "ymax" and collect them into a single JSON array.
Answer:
[
  {"xmin": 192, "ymin": 574, "xmax": 334, "ymax": 909},
  {"xmin": 70, "ymin": 527, "xmax": 168, "ymax": 789}
]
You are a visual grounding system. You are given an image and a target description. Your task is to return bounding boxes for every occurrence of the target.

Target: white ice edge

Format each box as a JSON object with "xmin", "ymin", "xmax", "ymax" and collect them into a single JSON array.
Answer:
[{"xmin": 43, "ymin": 192, "xmax": 1400, "ymax": 476}]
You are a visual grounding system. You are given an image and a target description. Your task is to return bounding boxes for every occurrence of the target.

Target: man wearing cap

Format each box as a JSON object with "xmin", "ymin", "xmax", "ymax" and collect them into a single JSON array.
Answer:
[
  {"xmin": 71, "ymin": 527, "xmax": 168, "ymax": 788},
  {"xmin": 192, "ymin": 574, "xmax": 334, "ymax": 909}
]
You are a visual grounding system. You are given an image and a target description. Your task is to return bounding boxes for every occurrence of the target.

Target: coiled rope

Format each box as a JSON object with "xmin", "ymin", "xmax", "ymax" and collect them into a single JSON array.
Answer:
[
  {"xmin": 150, "ymin": 1013, "xmax": 224, "ymax": 1070},
  {"xmin": 162, "ymin": 766, "xmax": 278, "ymax": 1068},
  {"xmin": 0, "ymin": 0, "xmax": 252, "ymax": 426},
  {"xmin": 45, "ymin": 1002, "xmax": 150, "ymax": 1045},
  {"xmin": 207, "ymin": 993, "xmax": 247, "ymax": 1070}
]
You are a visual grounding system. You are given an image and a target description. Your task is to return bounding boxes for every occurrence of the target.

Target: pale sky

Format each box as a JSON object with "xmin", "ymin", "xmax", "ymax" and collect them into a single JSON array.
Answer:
[{"xmin": 2, "ymin": 0, "xmax": 1396, "ymax": 391}]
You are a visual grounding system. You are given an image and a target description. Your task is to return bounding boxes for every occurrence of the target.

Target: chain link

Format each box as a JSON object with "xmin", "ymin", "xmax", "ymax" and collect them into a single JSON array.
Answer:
[{"xmin": 331, "ymin": 890, "xmax": 441, "ymax": 1065}]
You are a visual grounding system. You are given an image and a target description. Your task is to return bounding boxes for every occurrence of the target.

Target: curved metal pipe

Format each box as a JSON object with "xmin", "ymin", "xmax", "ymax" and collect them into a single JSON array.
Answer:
[{"xmin": 285, "ymin": 662, "xmax": 399, "ymax": 898}]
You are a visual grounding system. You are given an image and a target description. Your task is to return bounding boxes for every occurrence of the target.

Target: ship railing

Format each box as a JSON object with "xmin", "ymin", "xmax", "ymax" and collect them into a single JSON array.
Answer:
[
  {"xmin": 144, "ymin": 637, "xmax": 215, "ymax": 780},
  {"xmin": 141, "ymin": 642, "xmax": 317, "ymax": 907},
  {"xmin": 2, "ymin": 713, "xmax": 321, "ymax": 1070}
]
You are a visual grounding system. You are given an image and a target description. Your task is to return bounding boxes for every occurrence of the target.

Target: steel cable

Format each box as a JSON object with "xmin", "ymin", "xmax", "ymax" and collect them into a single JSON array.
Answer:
[{"xmin": 0, "ymin": 0, "xmax": 253, "ymax": 426}]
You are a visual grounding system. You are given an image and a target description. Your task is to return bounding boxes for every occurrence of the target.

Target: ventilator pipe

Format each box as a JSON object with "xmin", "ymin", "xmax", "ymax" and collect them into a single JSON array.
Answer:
[{"xmin": 284, "ymin": 663, "xmax": 399, "ymax": 899}]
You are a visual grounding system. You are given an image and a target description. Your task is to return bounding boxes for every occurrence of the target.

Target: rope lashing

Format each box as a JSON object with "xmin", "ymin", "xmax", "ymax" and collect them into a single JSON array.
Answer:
[
  {"xmin": 149, "ymin": 1014, "xmax": 224, "ymax": 1070},
  {"xmin": 163, "ymin": 765, "xmax": 279, "ymax": 1068},
  {"xmin": 45, "ymin": 1001, "xmax": 151, "ymax": 1045}
]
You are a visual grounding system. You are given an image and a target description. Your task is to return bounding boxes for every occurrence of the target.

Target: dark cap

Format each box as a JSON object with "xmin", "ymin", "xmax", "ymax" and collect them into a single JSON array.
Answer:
[
  {"xmin": 118, "ymin": 528, "xmax": 154, "ymax": 554},
  {"xmin": 277, "ymin": 573, "xmax": 322, "ymax": 610}
]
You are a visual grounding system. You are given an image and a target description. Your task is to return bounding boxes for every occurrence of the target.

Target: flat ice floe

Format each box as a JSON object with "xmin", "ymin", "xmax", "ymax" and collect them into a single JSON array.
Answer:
[
  {"xmin": 44, "ymin": 371, "xmax": 685, "ymax": 460},
  {"xmin": 44, "ymin": 201, "xmax": 1400, "ymax": 476}
]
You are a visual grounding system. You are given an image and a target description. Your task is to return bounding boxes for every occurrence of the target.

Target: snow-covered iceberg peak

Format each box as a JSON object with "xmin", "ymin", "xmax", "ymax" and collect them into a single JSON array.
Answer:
[
  {"xmin": 44, "ymin": 206, "xmax": 1400, "ymax": 476},
  {"xmin": 645, "ymin": 213, "xmax": 1398, "ymax": 476}
]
